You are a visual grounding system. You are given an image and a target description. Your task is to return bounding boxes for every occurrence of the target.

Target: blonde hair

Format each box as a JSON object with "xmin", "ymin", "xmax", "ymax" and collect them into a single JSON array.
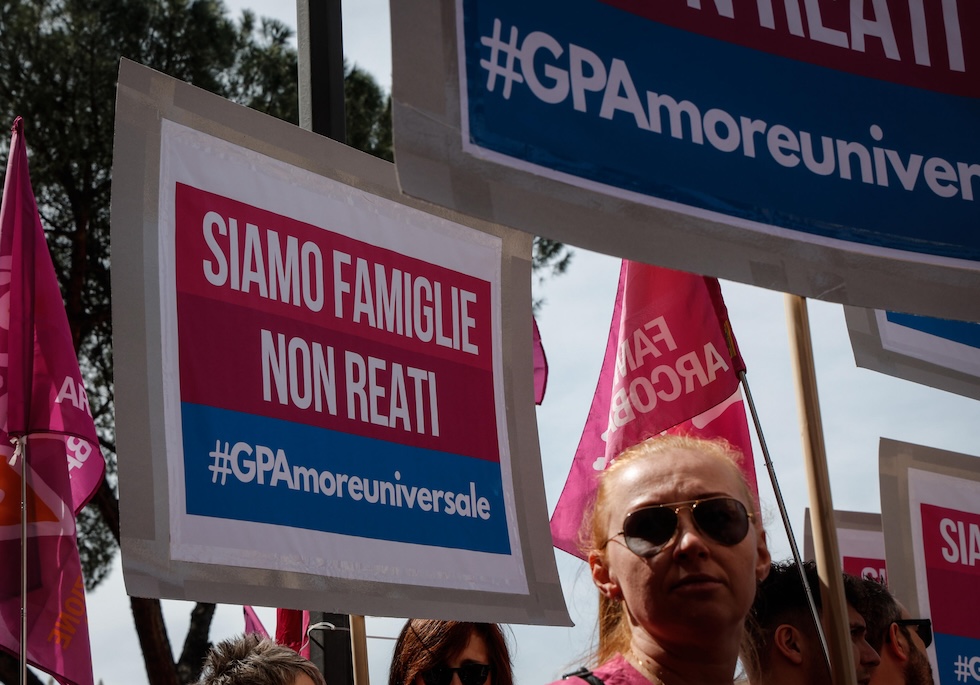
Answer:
[{"xmin": 584, "ymin": 434, "xmax": 756, "ymax": 665}]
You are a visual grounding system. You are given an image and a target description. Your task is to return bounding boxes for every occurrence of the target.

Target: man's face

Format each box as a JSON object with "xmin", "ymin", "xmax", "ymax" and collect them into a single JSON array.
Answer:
[
  {"xmin": 848, "ymin": 604, "xmax": 881, "ymax": 685},
  {"xmin": 899, "ymin": 607, "xmax": 935, "ymax": 685}
]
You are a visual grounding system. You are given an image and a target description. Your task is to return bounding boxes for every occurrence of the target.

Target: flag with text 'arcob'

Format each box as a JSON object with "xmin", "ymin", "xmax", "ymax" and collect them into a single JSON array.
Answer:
[{"xmin": 0, "ymin": 117, "xmax": 104, "ymax": 685}]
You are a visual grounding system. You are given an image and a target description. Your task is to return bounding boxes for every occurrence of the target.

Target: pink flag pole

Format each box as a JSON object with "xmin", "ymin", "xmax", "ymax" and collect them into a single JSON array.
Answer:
[{"xmin": 18, "ymin": 439, "xmax": 28, "ymax": 685}]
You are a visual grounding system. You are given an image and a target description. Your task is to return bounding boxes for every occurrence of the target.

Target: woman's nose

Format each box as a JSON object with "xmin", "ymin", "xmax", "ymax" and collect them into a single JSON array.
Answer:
[{"xmin": 672, "ymin": 509, "xmax": 709, "ymax": 558}]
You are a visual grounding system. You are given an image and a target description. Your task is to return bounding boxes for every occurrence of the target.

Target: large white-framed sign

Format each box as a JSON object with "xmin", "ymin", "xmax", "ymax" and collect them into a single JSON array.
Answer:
[
  {"xmin": 845, "ymin": 308, "xmax": 980, "ymax": 401},
  {"xmin": 391, "ymin": 0, "xmax": 980, "ymax": 320},
  {"xmin": 111, "ymin": 59, "xmax": 569, "ymax": 625},
  {"xmin": 879, "ymin": 438, "xmax": 980, "ymax": 685}
]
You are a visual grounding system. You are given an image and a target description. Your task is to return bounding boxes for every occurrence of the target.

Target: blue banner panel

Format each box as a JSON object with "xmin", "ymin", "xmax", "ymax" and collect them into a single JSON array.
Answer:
[
  {"xmin": 181, "ymin": 403, "xmax": 511, "ymax": 554},
  {"xmin": 460, "ymin": 0, "xmax": 980, "ymax": 261},
  {"xmin": 935, "ymin": 632, "xmax": 980, "ymax": 685},
  {"xmin": 885, "ymin": 313, "xmax": 980, "ymax": 349}
]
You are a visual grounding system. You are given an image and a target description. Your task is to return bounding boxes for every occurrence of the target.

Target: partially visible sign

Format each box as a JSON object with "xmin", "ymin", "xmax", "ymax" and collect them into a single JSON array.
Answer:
[
  {"xmin": 880, "ymin": 438, "xmax": 980, "ymax": 685},
  {"xmin": 845, "ymin": 307, "xmax": 980, "ymax": 401},
  {"xmin": 391, "ymin": 0, "xmax": 980, "ymax": 319},
  {"xmin": 112, "ymin": 60, "xmax": 569, "ymax": 625},
  {"xmin": 803, "ymin": 509, "xmax": 887, "ymax": 584}
]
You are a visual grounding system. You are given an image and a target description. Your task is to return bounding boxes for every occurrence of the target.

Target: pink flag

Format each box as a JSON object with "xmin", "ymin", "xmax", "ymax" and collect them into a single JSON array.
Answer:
[
  {"xmin": 0, "ymin": 117, "xmax": 98, "ymax": 685},
  {"xmin": 1, "ymin": 118, "xmax": 104, "ymax": 515},
  {"xmin": 550, "ymin": 260, "xmax": 757, "ymax": 557},
  {"xmin": 276, "ymin": 608, "xmax": 310, "ymax": 658},
  {"xmin": 532, "ymin": 315, "xmax": 548, "ymax": 405},
  {"xmin": 244, "ymin": 606, "xmax": 271, "ymax": 639}
]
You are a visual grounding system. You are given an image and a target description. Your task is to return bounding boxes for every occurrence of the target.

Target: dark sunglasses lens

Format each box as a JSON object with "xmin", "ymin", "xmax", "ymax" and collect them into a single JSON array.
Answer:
[
  {"xmin": 457, "ymin": 665, "xmax": 491, "ymax": 685},
  {"xmin": 916, "ymin": 622, "xmax": 932, "ymax": 648},
  {"xmin": 422, "ymin": 669, "xmax": 454, "ymax": 685},
  {"xmin": 693, "ymin": 498, "xmax": 750, "ymax": 545},
  {"xmin": 623, "ymin": 507, "xmax": 678, "ymax": 557}
]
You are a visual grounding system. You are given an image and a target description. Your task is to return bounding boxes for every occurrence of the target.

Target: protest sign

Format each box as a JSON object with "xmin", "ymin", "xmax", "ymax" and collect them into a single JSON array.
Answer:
[
  {"xmin": 112, "ymin": 60, "xmax": 568, "ymax": 625},
  {"xmin": 803, "ymin": 509, "xmax": 887, "ymax": 583},
  {"xmin": 880, "ymin": 438, "xmax": 980, "ymax": 685},
  {"xmin": 391, "ymin": 0, "xmax": 980, "ymax": 320},
  {"xmin": 845, "ymin": 308, "xmax": 980, "ymax": 401}
]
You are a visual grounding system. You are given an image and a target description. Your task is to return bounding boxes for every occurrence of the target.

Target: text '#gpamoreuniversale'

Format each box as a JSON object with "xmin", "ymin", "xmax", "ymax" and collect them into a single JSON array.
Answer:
[
  {"xmin": 173, "ymin": 184, "xmax": 499, "ymax": 462},
  {"xmin": 180, "ymin": 403, "xmax": 511, "ymax": 553},
  {"xmin": 475, "ymin": 19, "xmax": 980, "ymax": 203}
]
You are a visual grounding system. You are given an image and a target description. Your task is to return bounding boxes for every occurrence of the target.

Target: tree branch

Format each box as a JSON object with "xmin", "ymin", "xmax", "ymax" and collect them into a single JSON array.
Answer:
[
  {"xmin": 130, "ymin": 596, "xmax": 180, "ymax": 685},
  {"xmin": 176, "ymin": 602, "xmax": 217, "ymax": 683}
]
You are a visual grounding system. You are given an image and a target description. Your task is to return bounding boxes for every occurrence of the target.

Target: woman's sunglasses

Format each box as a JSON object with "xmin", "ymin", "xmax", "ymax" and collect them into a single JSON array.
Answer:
[
  {"xmin": 421, "ymin": 664, "xmax": 492, "ymax": 685},
  {"xmin": 609, "ymin": 495, "xmax": 754, "ymax": 558},
  {"xmin": 895, "ymin": 618, "xmax": 933, "ymax": 648}
]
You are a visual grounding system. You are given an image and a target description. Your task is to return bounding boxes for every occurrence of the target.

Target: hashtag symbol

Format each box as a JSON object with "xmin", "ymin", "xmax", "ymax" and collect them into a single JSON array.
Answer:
[
  {"xmin": 209, "ymin": 440, "xmax": 233, "ymax": 485},
  {"xmin": 955, "ymin": 655, "xmax": 972, "ymax": 682},
  {"xmin": 479, "ymin": 18, "xmax": 524, "ymax": 100}
]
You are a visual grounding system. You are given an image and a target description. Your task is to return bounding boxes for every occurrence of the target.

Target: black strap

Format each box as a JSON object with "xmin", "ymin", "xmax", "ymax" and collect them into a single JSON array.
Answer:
[{"xmin": 562, "ymin": 667, "xmax": 605, "ymax": 685}]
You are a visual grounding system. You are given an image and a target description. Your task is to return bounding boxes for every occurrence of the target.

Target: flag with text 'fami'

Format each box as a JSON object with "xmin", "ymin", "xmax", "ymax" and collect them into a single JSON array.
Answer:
[
  {"xmin": 0, "ymin": 117, "xmax": 99, "ymax": 685},
  {"xmin": 549, "ymin": 260, "xmax": 758, "ymax": 558}
]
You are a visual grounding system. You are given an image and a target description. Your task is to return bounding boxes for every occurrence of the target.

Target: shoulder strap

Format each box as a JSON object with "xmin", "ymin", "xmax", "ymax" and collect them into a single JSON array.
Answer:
[{"xmin": 562, "ymin": 667, "xmax": 605, "ymax": 685}]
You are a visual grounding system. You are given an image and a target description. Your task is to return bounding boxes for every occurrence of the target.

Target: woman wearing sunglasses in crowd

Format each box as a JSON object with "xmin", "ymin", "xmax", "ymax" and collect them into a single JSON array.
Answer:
[
  {"xmin": 388, "ymin": 620, "xmax": 514, "ymax": 685},
  {"xmin": 559, "ymin": 434, "xmax": 770, "ymax": 685}
]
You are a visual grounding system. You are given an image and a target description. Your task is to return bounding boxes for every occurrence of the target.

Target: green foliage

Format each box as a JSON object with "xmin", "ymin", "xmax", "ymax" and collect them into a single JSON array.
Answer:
[
  {"xmin": 345, "ymin": 61, "xmax": 392, "ymax": 160},
  {"xmin": 224, "ymin": 10, "xmax": 300, "ymax": 123}
]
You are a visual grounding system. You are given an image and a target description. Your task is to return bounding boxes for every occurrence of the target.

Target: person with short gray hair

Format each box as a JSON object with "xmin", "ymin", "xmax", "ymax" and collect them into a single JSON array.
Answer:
[{"xmin": 198, "ymin": 632, "xmax": 326, "ymax": 685}]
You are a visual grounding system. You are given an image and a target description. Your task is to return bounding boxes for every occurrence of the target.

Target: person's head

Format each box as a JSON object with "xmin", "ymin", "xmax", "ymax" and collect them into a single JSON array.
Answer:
[
  {"xmin": 198, "ymin": 633, "xmax": 325, "ymax": 685},
  {"xmin": 585, "ymin": 434, "xmax": 770, "ymax": 664},
  {"xmin": 745, "ymin": 561, "xmax": 880, "ymax": 685},
  {"xmin": 861, "ymin": 579, "xmax": 935, "ymax": 685},
  {"xmin": 387, "ymin": 620, "xmax": 513, "ymax": 685}
]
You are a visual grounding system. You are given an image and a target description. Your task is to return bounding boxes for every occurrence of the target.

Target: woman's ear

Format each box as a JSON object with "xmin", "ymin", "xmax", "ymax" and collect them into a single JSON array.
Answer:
[
  {"xmin": 773, "ymin": 624, "xmax": 805, "ymax": 665},
  {"xmin": 590, "ymin": 550, "xmax": 621, "ymax": 600}
]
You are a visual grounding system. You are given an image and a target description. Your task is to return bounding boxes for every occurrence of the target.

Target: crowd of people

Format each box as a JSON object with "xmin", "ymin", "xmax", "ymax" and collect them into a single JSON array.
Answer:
[{"xmin": 196, "ymin": 435, "xmax": 934, "ymax": 685}]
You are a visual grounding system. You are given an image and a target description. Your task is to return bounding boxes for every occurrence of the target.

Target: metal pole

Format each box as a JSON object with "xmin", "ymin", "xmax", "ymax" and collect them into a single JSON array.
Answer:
[
  {"xmin": 784, "ymin": 294, "xmax": 856, "ymax": 685},
  {"xmin": 18, "ymin": 437, "xmax": 28, "ymax": 685},
  {"xmin": 308, "ymin": 613, "xmax": 355, "ymax": 685},
  {"xmin": 297, "ymin": 0, "xmax": 346, "ymax": 141},
  {"xmin": 738, "ymin": 370, "xmax": 831, "ymax": 672}
]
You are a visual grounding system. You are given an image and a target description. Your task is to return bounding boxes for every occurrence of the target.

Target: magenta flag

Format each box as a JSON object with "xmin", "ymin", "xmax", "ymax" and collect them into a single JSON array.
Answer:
[
  {"xmin": 0, "ymin": 118, "xmax": 97, "ymax": 684},
  {"xmin": 532, "ymin": 315, "xmax": 548, "ymax": 405},
  {"xmin": 0, "ymin": 118, "xmax": 104, "ymax": 514},
  {"xmin": 244, "ymin": 606, "xmax": 271, "ymax": 639},
  {"xmin": 549, "ymin": 260, "xmax": 757, "ymax": 557}
]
